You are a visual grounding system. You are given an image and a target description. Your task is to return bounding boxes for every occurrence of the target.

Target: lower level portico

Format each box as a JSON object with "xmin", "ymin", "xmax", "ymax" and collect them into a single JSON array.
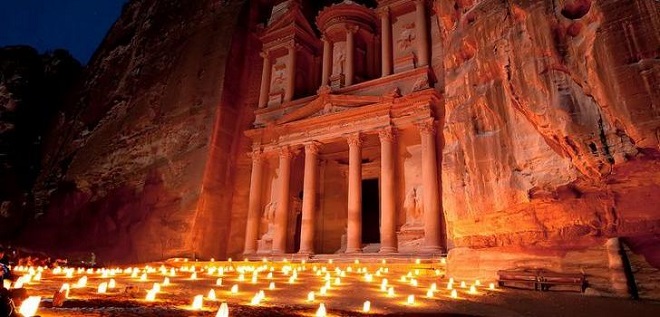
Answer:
[{"xmin": 243, "ymin": 88, "xmax": 444, "ymax": 256}]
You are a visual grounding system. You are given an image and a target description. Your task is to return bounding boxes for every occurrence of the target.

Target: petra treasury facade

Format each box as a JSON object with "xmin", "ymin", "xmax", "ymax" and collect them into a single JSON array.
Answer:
[
  {"xmin": 17, "ymin": 0, "xmax": 660, "ymax": 300},
  {"xmin": 243, "ymin": 0, "xmax": 445, "ymax": 256}
]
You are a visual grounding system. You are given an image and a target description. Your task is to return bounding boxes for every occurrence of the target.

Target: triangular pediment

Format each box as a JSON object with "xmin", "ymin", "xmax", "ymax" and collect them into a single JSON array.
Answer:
[{"xmin": 274, "ymin": 91, "xmax": 385, "ymax": 125}]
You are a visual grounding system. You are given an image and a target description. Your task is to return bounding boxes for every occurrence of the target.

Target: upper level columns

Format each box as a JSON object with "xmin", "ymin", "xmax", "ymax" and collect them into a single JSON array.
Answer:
[
  {"xmin": 299, "ymin": 141, "xmax": 321, "ymax": 255},
  {"xmin": 379, "ymin": 8, "xmax": 392, "ymax": 77},
  {"xmin": 345, "ymin": 26, "xmax": 358, "ymax": 86},
  {"xmin": 273, "ymin": 146, "xmax": 294, "ymax": 254},
  {"xmin": 414, "ymin": 0, "xmax": 430, "ymax": 67},
  {"xmin": 258, "ymin": 52, "xmax": 271, "ymax": 108},
  {"xmin": 243, "ymin": 149, "xmax": 264, "ymax": 254},
  {"xmin": 378, "ymin": 127, "xmax": 398, "ymax": 253},
  {"xmin": 284, "ymin": 43, "xmax": 297, "ymax": 103},
  {"xmin": 321, "ymin": 36, "xmax": 332, "ymax": 87},
  {"xmin": 418, "ymin": 120, "xmax": 443, "ymax": 253},
  {"xmin": 346, "ymin": 133, "xmax": 363, "ymax": 253}
]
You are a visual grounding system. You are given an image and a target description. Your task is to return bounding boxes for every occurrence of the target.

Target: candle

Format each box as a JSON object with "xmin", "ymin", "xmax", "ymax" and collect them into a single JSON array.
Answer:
[
  {"xmin": 215, "ymin": 302, "xmax": 229, "ymax": 317},
  {"xmin": 191, "ymin": 295, "xmax": 203, "ymax": 310},
  {"xmin": 316, "ymin": 303, "xmax": 327, "ymax": 317},
  {"xmin": 363, "ymin": 300, "xmax": 371, "ymax": 313}
]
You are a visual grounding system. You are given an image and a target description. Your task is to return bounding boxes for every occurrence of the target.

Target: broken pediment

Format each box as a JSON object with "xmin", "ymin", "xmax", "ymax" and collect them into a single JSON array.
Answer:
[
  {"xmin": 273, "ymin": 91, "xmax": 385, "ymax": 125},
  {"xmin": 261, "ymin": 0, "xmax": 318, "ymax": 48}
]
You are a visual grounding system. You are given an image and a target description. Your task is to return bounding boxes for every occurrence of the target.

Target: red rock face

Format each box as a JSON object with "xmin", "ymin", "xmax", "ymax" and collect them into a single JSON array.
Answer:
[
  {"xmin": 436, "ymin": 0, "xmax": 660, "ymax": 298},
  {"xmin": 18, "ymin": 0, "xmax": 660, "ymax": 299}
]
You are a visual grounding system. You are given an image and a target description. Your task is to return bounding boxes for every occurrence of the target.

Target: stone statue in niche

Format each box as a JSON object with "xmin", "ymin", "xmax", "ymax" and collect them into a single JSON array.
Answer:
[
  {"xmin": 403, "ymin": 186, "xmax": 423, "ymax": 227},
  {"xmin": 261, "ymin": 201, "xmax": 278, "ymax": 240},
  {"xmin": 397, "ymin": 22, "xmax": 416, "ymax": 51},
  {"xmin": 332, "ymin": 42, "xmax": 346, "ymax": 75},
  {"xmin": 270, "ymin": 63, "xmax": 287, "ymax": 93}
]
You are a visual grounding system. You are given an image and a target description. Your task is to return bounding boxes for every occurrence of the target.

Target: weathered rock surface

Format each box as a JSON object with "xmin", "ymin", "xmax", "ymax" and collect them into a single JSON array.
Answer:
[
  {"xmin": 0, "ymin": 46, "xmax": 81, "ymax": 239},
  {"xmin": 436, "ymin": 0, "xmax": 660, "ymax": 299}
]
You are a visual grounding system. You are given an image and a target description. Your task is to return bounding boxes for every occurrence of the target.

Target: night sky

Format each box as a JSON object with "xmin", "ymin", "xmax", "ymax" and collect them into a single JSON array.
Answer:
[{"xmin": 0, "ymin": 0, "xmax": 126, "ymax": 64}]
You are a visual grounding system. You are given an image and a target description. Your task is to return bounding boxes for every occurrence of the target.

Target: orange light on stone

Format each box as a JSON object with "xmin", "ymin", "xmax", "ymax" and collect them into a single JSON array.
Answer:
[
  {"xmin": 191, "ymin": 295, "xmax": 204, "ymax": 310},
  {"xmin": 307, "ymin": 291, "xmax": 315, "ymax": 302},
  {"xmin": 363, "ymin": 300, "xmax": 371, "ymax": 313},
  {"xmin": 316, "ymin": 303, "xmax": 327, "ymax": 317},
  {"xmin": 215, "ymin": 302, "xmax": 229, "ymax": 317},
  {"xmin": 97, "ymin": 282, "xmax": 108, "ymax": 294},
  {"xmin": 489, "ymin": 283, "xmax": 496, "ymax": 290},
  {"xmin": 208, "ymin": 289, "xmax": 217, "ymax": 300},
  {"xmin": 450, "ymin": 289, "xmax": 458, "ymax": 299},
  {"xmin": 18, "ymin": 296, "xmax": 40, "ymax": 317},
  {"xmin": 407, "ymin": 295, "xmax": 415, "ymax": 305}
]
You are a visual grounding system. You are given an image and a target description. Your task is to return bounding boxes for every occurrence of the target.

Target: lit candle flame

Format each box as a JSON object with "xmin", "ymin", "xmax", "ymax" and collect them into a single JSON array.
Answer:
[
  {"xmin": 145, "ymin": 289, "xmax": 157, "ymax": 301},
  {"xmin": 489, "ymin": 283, "xmax": 495, "ymax": 290},
  {"xmin": 18, "ymin": 296, "xmax": 41, "ymax": 317},
  {"xmin": 469, "ymin": 285, "xmax": 478, "ymax": 294},
  {"xmin": 215, "ymin": 302, "xmax": 229, "ymax": 317},
  {"xmin": 387, "ymin": 287, "xmax": 395, "ymax": 297},
  {"xmin": 316, "ymin": 303, "xmax": 327, "ymax": 317},
  {"xmin": 108, "ymin": 279, "xmax": 116, "ymax": 289},
  {"xmin": 60, "ymin": 283, "xmax": 70, "ymax": 298},
  {"xmin": 307, "ymin": 291, "xmax": 315, "ymax": 302},
  {"xmin": 230, "ymin": 284, "xmax": 238, "ymax": 294},
  {"xmin": 269, "ymin": 282, "xmax": 275, "ymax": 290},
  {"xmin": 407, "ymin": 294, "xmax": 415, "ymax": 305},
  {"xmin": 163, "ymin": 277, "xmax": 170, "ymax": 286},
  {"xmin": 363, "ymin": 300, "xmax": 371, "ymax": 313},
  {"xmin": 450, "ymin": 289, "xmax": 458, "ymax": 299},
  {"xmin": 97, "ymin": 282, "xmax": 108, "ymax": 294},
  {"xmin": 75, "ymin": 276, "xmax": 88, "ymax": 288},
  {"xmin": 191, "ymin": 294, "xmax": 204, "ymax": 310},
  {"xmin": 216, "ymin": 278, "xmax": 223, "ymax": 286}
]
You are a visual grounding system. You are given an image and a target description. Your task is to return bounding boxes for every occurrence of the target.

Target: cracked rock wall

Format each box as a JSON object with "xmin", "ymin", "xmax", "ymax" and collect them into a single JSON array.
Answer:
[{"xmin": 436, "ymin": 0, "xmax": 659, "ymax": 298}]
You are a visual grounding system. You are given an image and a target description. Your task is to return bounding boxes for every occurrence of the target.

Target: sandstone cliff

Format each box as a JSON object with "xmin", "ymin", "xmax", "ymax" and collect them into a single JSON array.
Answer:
[{"xmin": 436, "ymin": 0, "xmax": 659, "ymax": 298}]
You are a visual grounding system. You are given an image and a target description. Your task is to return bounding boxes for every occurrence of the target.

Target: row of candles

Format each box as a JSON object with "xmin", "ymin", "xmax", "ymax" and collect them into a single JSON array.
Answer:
[{"xmin": 8, "ymin": 257, "xmax": 495, "ymax": 316}]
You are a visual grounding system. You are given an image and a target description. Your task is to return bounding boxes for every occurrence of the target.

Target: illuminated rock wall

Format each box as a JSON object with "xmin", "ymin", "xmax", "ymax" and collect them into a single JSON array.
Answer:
[{"xmin": 436, "ymin": 0, "xmax": 659, "ymax": 298}]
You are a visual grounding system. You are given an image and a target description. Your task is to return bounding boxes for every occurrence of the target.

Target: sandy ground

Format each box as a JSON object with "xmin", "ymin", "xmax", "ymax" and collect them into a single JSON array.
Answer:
[{"xmin": 8, "ymin": 260, "xmax": 660, "ymax": 317}]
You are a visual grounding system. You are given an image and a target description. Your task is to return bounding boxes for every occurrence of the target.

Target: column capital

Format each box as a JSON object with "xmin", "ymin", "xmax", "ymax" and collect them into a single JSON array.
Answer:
[
  {"xmin": 321, "ymin": 34, "xmax": 332, "ymax": 43},
  {"xmin": 304, "ymin": 141, "xmax": 322, "ymax": 155},
  {"xmin": 378, "ymin": 126, "xmax": 397, "ymax": 142},
  {"xmin": 259, "ymin": 50, "xmax": 271, "ymax": 59},
  {"xmin": 417, "ymin": 120, "xmax": 436, "ymax": 136},
  {"xmin": 345, "ymin": 24, "xmax": 360, "ymax": 34},
  {"xmin": 249, "ymin": 149, "xmax": 264, "ymax": 163},
  {"xmin": 278, "ymin": 146, "xmax": 297, "ymax": 159},
  {"xmin": 346, "ymin": 133, "xmax": 364, "ymax": 147},
  {"xmin": 377, "ymin": 6, "xmax": 390, "ymax": 18},
  {"xmin": 286, "ymin": 42, "xmax": 302, "ymax": 52}
]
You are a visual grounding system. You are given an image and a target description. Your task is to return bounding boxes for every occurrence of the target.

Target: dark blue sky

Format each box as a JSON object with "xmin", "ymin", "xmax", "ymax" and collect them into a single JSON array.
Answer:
[{"xmin": 0, "ymin": 0, "xmax": 126, "ymax": 64}]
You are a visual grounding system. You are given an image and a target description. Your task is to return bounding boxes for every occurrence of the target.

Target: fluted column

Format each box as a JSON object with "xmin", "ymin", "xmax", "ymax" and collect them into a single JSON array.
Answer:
[
  {"xmin": 345, "ymin": 26, "xmax": 357, "ymax": 86},
  {"xmin": 258, "ymin": 52, "xmax": 271, "ymax": 108},
  {"xmin": 284, "ymin": 43, "xmax": 297, "ymax": 102},
  {"xmin": 346, "ymin": 133, "xmax": 363, "ymax": 253},
  {"xmin": 273, "ymin": 146, "xmax": 294, "ymax": 254},
  {"xmin": 243, "ymin": 149, "xmax": 264, "ymax": 254},
  {"xmin": 379, "ymin": 127, "xmax": 398, "ymax": 253},
  {"xmin": 414, "ymin": 0, "xmax": 429, "ymax": 67},
  {"xmin": 299, "ymin": 142, "xmax": 321, "ymax": 254},
  {"xmin": 379, "ymin": 7, "xmax": 392, "ymax": 76},
  {"xmin": 321, "ymin": 36, "xmax": 332, "ymax": 87},
  {"xmin": 418, "ymin": 120, "xmax": 443, "ymax": 253}
]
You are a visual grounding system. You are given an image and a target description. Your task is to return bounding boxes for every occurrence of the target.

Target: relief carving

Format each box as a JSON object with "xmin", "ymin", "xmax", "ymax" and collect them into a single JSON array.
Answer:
[
  {"xmin": 332, "ymin": 42, "xmax": 347, "ymax": 76},
  {"xmin": 270, "ymin": 63, "xmax": 287, "ymax": 93},
  {"xmin": 403, "ymin": 186, "xmax": 423, "ymax": 228},
  {"xmin": 397, "ymin": 22, "xmax": 416, "ymax": 51}
]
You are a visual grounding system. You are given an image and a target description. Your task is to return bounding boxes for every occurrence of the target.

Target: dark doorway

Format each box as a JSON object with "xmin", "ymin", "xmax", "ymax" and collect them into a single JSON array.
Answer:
[
  {"xmin": 361, "ymin": 178, "xmax": 380, "ymax": 244},
  {"xmin": 293, "ymin": 212, "xmax": 302, "ymax": 253}
]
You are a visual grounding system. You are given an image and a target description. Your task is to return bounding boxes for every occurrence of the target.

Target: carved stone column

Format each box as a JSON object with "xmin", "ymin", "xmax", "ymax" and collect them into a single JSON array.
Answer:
[
  {"xmin": 321, "ymin": 36, "xmax": 332, "ymax": 87},
  {"xmin": 284, "ymin": 43, "xmax": 297, "ymax": 102},
  {"xmin": 273, "ymin": 146, "xmax": 294, "ymax": 254},
  {"xmin": 258, "ymin": 52, "xmax": 271, "ymax": 108},
  {"xmin": 379, "ymin": 7, "xmax": 392, "ymax": 76},
  {"xmin": 346, "ymin": 133, "xmax": 363, "ymax": 253},
  {"xmin": 345, "ymin": 26, "xmax": 357, "ymax": 86},
  {"xmin": 379, "ymin": 127, "xmax": 398, "ymax": 253},
  {"xmin": 299, "ymin": 142, "xmax": 321, "ymax": 254},
  {"xmin": 418, "ymin": 120, "xmax": 443, "ymax": 253},
  {"xmin": 414, "ymin": 0, "xmax": 429, "ymax": 67},
  {"xmin": 243, "ymin": 149, "xmax": 264, "ymax": 254}
]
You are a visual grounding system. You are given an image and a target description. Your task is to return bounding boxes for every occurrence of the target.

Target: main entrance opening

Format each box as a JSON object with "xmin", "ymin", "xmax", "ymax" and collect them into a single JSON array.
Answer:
[{"xmin": 361, "ymin": 178, "xmax": 380, "ymax": 244}]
